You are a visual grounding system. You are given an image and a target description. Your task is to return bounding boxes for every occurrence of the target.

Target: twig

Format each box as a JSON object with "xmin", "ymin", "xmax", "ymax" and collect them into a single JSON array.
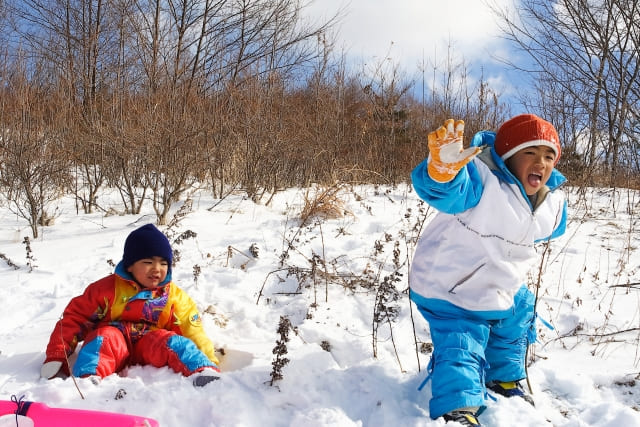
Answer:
[
  {"xmin": 0, "ymin": 252, "xmax": 19, "ymax": 270},
  {"xmin": 526, "ymin": 239, "xmax": 552, "ymax": 395},
  {"xmin": 256, "ymin": 268, "xmax": 290, "ymax": 304},
  {"xmin": 386, "ymin": 311, "xmax": 405, "ymax": 373},
  {"xmin": 207, "ymin": 183, "xmax": 240, "ymax": 211},
  {"xmin": 406, "ymin": 203, "xmax": 430, "ymax": 371},
  {"xmin": 60, "ymin": 323, "xmax": 84, "ymax": 400},
  {"xmin": 563, "ymin": 328, "xmax": 640, "ymax": 339},
  {"xmin": 609, "ymin": 283, "xmax": 640, "ymax": 289},
  {"xmin": 408, "ymin": 278, "xmax": 422, "ymax": 372},
  {"xmin": 226, "ymin": 245, "xmax": 254, "ymax": 267},
  {"xmin": 319, "ymin": 222, "xmax": 328, "ymax": 303}
]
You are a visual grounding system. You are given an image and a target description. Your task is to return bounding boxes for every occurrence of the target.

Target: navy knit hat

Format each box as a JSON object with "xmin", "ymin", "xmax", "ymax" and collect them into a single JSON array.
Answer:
[{"xmin": 122, "ymin": 224, "xmax": 173, "ymax": 270}]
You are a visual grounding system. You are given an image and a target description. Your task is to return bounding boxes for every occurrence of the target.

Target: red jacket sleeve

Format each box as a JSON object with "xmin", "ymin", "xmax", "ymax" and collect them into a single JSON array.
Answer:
[{"xmin": 44, "ymin": 275, "xmax": 116, "ymax": 361}]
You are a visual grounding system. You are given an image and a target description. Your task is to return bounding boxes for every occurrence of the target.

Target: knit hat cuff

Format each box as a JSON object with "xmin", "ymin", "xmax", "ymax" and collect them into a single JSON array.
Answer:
[
  {"xmin": 500, "ymin": 139, "xmax": 560, "ymax": 162},
  {"xmin": 122, "ymin": 224, "xmax": 173, "ymax": 269}
]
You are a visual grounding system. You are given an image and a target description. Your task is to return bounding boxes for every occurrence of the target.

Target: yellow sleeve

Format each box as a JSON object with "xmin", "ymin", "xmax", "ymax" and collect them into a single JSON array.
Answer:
[{"xmin": 168, "ymin": 284, "xmax": 219, "ymax": 365}]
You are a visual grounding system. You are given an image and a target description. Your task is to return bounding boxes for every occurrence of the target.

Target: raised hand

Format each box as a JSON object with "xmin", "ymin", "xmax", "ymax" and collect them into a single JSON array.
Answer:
[{"xmin": 427, "ymin": 119, "xmax": 481, "ymax": 183}]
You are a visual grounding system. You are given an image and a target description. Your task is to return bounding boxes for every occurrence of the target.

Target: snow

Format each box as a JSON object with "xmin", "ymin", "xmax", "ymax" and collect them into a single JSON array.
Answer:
[{"xmin": 1, "ymin": 184, "xmax": 640, "ymax": 426}]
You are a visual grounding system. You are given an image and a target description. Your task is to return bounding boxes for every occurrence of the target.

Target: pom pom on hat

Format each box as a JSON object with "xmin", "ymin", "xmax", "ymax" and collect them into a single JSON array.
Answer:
[
  {"xmin": 495, "ymin": 114, "xmax": 561, "ymax": 164},
  {"xmin": 122, "ymin": 224, "xmax": 173, "ymax": 269}
]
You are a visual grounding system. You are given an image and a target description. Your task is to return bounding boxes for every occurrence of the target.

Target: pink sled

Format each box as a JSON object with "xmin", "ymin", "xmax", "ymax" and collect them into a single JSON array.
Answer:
[{"xmin": 0, "ymin": 399, "xmax": 159, "ymax": 426}]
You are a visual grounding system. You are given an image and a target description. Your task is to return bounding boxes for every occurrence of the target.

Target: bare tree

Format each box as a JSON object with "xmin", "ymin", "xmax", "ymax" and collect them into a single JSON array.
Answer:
[
  {"xmin": 359, "ymin": 54, "xmax": 414, "ymax": 180},
  {"xmin": 0, "ymin": 58, "xmax": 72, "ymax": 238},
  {"xmin": 7, "ymin": 0, "xmax": 133, "ymax": 214},
  {"xmin": 0, "ymin": 0, "xmax": 519, "ymax": 221},
  {"xmin": 492, "ymin": 0, "xmax": 640, "ymax": 187}
]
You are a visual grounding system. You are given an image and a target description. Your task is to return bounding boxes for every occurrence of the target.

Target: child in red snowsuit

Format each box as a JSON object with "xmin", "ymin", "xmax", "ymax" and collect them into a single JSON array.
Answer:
[{"xmin": 41, "ymin": 224, "xmax": 219, "ymax": 386}]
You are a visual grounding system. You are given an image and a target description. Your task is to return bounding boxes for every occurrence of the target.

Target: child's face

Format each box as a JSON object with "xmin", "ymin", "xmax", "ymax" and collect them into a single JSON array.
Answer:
[
  {"xmin": 505, "ymin": 145, "xmax": 556, "ymax": 196},
  {"xmin": 127, "ymin": 256, "xmax": 169, "ymax": 288}
]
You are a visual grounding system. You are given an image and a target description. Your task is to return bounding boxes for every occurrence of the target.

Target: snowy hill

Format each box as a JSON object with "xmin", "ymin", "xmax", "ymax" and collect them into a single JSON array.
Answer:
[{"xmin": 1, "ymin": 184, "xmax": 640, "ymax": 426}]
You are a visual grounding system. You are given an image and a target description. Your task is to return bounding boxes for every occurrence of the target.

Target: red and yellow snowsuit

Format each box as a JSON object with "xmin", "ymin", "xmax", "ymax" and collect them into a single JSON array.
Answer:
[{"xmin": 44, "ymin": 266, "xmax": 219, "ymax": 378}]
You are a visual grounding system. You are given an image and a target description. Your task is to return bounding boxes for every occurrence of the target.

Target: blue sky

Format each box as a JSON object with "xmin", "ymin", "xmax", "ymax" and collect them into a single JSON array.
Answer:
[{"xmin": 304, "ymin": 0, "xmax": 531, "ymax": 110}]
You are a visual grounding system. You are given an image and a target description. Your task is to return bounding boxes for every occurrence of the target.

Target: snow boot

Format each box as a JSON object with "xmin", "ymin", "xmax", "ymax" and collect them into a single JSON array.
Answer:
[
  {"xmin": 442, "ymin": 410, "xmax": 481, "ymax": 426},
  {"xmin": 487, "ymin": 380, "xmax": 535, "ymax": 406},
  {"xmin": 192, "ymin": 368, "xmax": 220, "ymax": 387}
]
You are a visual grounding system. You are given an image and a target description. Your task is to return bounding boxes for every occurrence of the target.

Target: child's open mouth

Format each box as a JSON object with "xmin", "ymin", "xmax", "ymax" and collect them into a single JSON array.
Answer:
[{"xmin": 528, "ymin": 173, "xmax": 542, "ymax": 187}]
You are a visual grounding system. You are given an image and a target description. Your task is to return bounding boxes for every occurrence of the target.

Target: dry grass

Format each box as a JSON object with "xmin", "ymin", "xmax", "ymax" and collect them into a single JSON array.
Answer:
[{"xmin": 299, "ymin": 183, "xmax": 349, "ymax": 222}]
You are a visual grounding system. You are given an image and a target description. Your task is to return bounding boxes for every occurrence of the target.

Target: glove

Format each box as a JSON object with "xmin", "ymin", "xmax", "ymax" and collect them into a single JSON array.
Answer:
[
  {"xmin": 41, "ymin": 359, "xmax": 69, "ymax": 379},
  {"xmin": 427, "ymin": 119, "xmax": 482, "ymax": 183}
]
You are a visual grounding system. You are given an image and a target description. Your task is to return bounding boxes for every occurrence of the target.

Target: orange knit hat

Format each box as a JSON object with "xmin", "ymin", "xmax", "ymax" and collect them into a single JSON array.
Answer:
[{"xmin": 494, "ymin": 114, "xmax": 561, "ymax": 164}]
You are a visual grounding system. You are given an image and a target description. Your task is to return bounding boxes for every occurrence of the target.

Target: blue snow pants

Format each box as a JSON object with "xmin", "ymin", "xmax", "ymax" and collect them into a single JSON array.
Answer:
[{"xmin": 414, "ymin": 285, "xmax": 536, "ymax": 419}]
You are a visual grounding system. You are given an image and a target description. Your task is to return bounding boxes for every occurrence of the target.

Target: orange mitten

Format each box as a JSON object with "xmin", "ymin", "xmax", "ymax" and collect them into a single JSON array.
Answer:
[{"xmin": 427, "ymin": 119, "xmax": 481, "ymax": 183}]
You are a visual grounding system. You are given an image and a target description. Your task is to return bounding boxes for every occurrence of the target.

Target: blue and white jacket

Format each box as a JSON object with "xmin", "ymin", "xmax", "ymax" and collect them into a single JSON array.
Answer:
[{"xmin": 409, "ymin": 130, "xmax": 567, "ymax": 316}]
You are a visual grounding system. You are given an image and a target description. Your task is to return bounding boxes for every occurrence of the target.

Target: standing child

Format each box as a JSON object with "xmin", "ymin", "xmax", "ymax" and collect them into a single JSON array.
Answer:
[
  {"xmin": 41, "ymin": 223, "xmax": 220, "ymax": 387},
  {"xmin": 410, "ymin": 114, "xmax": 567, "ymax": 425}
]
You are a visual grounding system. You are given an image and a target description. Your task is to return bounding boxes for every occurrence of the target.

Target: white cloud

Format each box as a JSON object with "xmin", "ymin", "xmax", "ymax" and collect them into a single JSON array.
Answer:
[
  {"xmin": 303, "ymin": 0, "xmax": 533, "ymax": 111},
  {"xmin": 304, "ymin": 0, "xmax": 516, "ymax": 70}
]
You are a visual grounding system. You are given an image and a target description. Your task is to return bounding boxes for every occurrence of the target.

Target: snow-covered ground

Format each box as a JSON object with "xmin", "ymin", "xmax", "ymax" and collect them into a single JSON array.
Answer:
[{"xmin": 1, "ymin": 184, "xmax": 640, "ymax": 426}]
